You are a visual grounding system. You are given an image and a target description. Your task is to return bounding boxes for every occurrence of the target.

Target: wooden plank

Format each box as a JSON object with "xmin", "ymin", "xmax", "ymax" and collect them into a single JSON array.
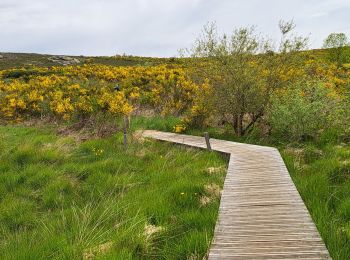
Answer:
[{"xmin": 141, "ymin": 130, "xmax": 330, "ymax": 259}]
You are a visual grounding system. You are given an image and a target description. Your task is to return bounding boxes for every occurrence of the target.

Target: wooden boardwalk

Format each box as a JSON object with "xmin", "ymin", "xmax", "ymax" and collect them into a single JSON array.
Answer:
[{"xmin": 142, "ymin": 130, "xmax": 330, "ymax": 259}]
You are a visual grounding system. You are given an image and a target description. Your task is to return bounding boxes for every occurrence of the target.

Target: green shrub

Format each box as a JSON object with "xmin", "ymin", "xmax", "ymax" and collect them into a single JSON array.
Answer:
[
  {"xmin": 2, "ymin": 68, "xmax": 57, "ymax": 80},
  {"xmin": 267, "ymin": 81, "xmax": 346, "ymax": 141}
]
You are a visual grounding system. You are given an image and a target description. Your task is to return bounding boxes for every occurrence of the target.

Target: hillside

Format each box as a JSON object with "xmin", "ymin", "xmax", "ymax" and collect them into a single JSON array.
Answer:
[{"xmin": 0, "ymin": 52, "xmax": 180, "ymax": 70}]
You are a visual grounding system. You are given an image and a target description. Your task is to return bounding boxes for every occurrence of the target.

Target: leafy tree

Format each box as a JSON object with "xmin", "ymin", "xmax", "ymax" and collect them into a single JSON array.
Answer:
[
  {"xmin": 323, "ymin": 33, "xmax": 350, "ymax": 67},
  {"xmin": 184, "ymin": 21, "xmax": 308, "ymax": 136}
]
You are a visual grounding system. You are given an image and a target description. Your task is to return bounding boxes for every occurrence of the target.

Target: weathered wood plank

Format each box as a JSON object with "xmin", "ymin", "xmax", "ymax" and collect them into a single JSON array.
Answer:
[{"xmin": 141, "ymin": 130, "xmax": 330, "ymax": 259}]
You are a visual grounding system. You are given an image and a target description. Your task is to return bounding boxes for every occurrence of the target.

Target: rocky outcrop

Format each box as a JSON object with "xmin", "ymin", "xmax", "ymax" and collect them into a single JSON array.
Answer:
[{"xmin": 48, "ymin": 55, "xmax": 80, "ymax": 65}]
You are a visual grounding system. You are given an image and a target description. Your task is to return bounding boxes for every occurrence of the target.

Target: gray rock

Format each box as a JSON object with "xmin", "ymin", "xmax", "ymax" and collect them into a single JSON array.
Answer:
[
  {"xmin": 59, "ymin": 56, "xmax": 74, "ymax": 61},
  {"xmin": 47, "ymin": 55, "xmax": 80, "ymax": 65},
  {"xmin": 0, "ymin": 55, "xmax": 3, "ymax": 59}
]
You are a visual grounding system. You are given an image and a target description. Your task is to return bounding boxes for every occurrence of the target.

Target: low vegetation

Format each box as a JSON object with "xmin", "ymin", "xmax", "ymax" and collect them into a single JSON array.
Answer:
[
  {"xmin": 0, "ymin": 125, "xmax": 227, "ymax": 259},
  {"xmin": 283, "ymin": 142, "xmax": 350, "ymax": 259}
]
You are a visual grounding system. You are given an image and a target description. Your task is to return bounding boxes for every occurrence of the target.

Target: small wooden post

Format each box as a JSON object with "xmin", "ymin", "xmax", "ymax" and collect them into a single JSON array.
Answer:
[
  {"xmin": 125, "ymin": 115, "xmax": 130, "ymax": 130},
  {"xmin": 204, "ymin": 132, "xmax": 211, "ymax": 151}
]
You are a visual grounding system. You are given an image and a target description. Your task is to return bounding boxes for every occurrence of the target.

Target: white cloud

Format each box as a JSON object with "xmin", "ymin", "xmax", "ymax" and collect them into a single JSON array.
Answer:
[{"xmin": 0, "ymin": 0, "xmax": 349, "ymax": 57}]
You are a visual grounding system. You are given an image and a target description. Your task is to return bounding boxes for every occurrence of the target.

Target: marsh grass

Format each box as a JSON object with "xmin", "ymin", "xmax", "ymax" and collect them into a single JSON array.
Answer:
[
  {"xmin": 1, "ymin": 116, "xmax": 349, "ymax": 259},
  {"xmin": 282, "ymin": 143, "xmax": 350, "ymax": 260},
  {"xmin": 0, "ymin": 125, "xmax": 227, "ymax": 259},
  {"xmin": 132, "ymin": 116, "xmax": 350, "ymax": 259}
]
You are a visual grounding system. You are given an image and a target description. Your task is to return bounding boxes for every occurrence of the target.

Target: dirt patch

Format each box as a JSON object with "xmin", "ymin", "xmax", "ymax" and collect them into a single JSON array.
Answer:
[
  {"xmin": 206, "ymin": 166, "xmax": 226, "ymax": 175},
  {"xmin": 144, "ymin": 224, "xmax": 164, "ymax": 240},
  {"xmin": 199, "ymin": 195, "xmax": 211, "ymax": 206},
  {"xmin": 200, "ymin": 183, "xmax": 222, "ymax": 207},
  {"xmin": 204, "ymin": 183, "xmax": 221, "ymax": 198},
  {"xmin": 83, "ymin": 241, "xmax": 113, "ymax": 260}
]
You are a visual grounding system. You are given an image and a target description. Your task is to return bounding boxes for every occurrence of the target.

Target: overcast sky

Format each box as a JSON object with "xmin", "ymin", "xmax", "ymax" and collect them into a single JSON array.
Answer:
[{"xmin": 1, "ymin": 0, "xmax": 349, "ymax": 57}]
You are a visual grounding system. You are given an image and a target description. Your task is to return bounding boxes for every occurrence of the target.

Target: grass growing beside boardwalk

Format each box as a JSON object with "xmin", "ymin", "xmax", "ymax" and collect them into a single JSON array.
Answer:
[
  {"xmin": 0, "ymin": 125, "xmax": 227, "ymax": 259},
  {"xmin": 132, "ymin": 116, "xmax": 350, "ymax": 259},
  {"xmin": 283, "ymin": 144, "xmax": 350, "ymax": 260}
]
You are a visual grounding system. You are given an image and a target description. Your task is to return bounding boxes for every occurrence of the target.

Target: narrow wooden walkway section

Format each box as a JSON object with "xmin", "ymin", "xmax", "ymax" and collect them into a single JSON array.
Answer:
[{"xmin": 142, "ymin": 130, "xmax": 330, "ymax": 259}]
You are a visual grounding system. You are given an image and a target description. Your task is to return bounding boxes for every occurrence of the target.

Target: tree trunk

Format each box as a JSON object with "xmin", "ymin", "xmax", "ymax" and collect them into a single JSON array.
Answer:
[
  {"xmin": 238, "ymin": 114, "xmax": 244, "ymax": 136},
  {"xmin": 233, "ymin": 114, "xmax": 244, "ymax": 137},
  {"xmin": 232, "ymin": 116, "xmax": 238, "ymax": 135}
]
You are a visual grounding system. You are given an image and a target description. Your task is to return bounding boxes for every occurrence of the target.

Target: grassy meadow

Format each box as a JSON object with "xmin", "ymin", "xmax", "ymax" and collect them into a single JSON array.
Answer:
[
  {"xmin": 2, "ymin": 115, "xmax": 348, "ymax": 258},
  {"xmin": 0, "ymin": 124, "xmax": 227, "ymax": 259}
]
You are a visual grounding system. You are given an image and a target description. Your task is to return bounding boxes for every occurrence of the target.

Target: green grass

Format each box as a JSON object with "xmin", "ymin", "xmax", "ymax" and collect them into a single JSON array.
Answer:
[
  {"xmin": 282, "ymin": 143, "xmax": 350, "ymax": 260},
  {"xmin": 132, "ymin": 116, "xmax": 350, "ymax": 259},
  {"xmin": 1, "ymin": 115, "xmax": 349, "ymax": 259},
  {"xmin": 0, "ymin": 125, "xmax": 227, "ymax": 259}
]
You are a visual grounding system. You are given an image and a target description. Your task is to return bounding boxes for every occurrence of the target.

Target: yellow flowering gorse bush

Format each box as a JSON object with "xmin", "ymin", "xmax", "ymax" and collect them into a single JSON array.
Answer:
[
  {"xmin": 0, "ymin": 58, "xmax": 348, "ymax": 125},
  {"xmin": 0, "ymin": 64, "xmax": 206, "ymax": 122}
]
